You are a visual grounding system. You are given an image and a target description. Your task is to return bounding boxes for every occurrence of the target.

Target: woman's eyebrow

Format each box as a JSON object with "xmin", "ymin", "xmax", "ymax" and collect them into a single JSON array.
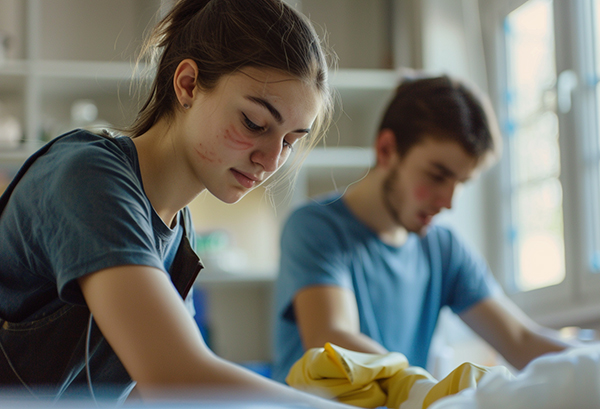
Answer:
[
  {"xmin": 245, "ymin": 95, "xmax": 311, "ymax": 134},
  {"xmin": 246, "ymin": 96, "xmax": 283, "ymax": 124}
]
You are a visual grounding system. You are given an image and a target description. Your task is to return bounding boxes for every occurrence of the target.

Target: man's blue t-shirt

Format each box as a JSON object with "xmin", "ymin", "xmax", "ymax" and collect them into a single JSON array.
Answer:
[
  {"xmin": 0, "ymin": 129, "xmax": 190, "ymax": 322},
  {"xmin": 272, "ymin": 192, "xmax": 500, "ymax": 383}
]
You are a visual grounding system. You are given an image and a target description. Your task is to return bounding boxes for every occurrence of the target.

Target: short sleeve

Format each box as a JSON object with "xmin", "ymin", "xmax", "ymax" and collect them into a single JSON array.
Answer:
[
  {"xmin": 279, "ymin": 204, "xmax": 354, "ymax": 291},
  {"xmin": 36, "ymin": 139, "xmax": 163, "ymax": 304},
  {"xmin": 436, "ymin": 228, "xmax": 502, "ymax": 314}
]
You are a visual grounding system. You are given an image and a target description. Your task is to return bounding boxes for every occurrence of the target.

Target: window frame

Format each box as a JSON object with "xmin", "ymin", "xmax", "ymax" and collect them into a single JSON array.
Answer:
[
  {"xmin": 574, "ymin": 0, "xmax": 600, "ymax": 300},
  {"xmin": 481, "ymin": 0, "xmax": 600, "ymax": 325}
]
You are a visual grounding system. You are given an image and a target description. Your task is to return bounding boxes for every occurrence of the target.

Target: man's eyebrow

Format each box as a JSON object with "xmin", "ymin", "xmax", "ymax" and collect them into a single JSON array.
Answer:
[
  {"xmin": 432, "ymin": 162, "xmax": 456, "ymax": 178},
  {"xmin": 246, "ymin": 95, "xmax": 312, "ymax": 134}
]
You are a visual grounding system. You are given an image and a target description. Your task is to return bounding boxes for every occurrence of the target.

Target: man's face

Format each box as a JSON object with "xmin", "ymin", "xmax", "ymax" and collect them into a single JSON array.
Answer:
[{"xmin": 382, "ymin": 137, "xmax": 481, "ymax": 235}]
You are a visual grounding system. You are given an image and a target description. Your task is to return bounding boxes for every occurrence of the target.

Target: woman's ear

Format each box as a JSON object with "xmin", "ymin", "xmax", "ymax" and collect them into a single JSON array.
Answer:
[
  {"xmin": 173, "ymin": 59, "xmax": 199, "ymax": 109},
  {"xmin": 375, "ymin": 128, "xmax": 399, "ymax": 169}
]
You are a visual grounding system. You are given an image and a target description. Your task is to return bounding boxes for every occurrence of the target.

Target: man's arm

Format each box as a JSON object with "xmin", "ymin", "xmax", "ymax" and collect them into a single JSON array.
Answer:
[
  {"xmin": 294, "ymin": 285, "xmax": 388, "ymax": 354},
  {"xmin": 459, "ymin": 294, "xmax": 576, "ymax": 370}
]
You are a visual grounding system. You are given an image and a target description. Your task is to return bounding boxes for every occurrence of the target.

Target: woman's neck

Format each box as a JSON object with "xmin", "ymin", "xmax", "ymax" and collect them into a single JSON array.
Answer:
[{"xmin": 132, "ymin": 120, "xmax": 204, "ymax": 227}]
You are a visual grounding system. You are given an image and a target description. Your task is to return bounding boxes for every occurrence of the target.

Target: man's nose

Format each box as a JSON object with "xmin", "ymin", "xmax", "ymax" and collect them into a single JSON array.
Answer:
[{"xmin": 436, "ymin": 183, "xmax": 456, "ymax": 210}]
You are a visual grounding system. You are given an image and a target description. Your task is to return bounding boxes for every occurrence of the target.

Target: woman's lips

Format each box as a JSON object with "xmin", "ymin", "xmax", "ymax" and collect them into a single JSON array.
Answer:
[{"xmin": 231, "ymin": 169, "xmax": 259, "ymax": 189}]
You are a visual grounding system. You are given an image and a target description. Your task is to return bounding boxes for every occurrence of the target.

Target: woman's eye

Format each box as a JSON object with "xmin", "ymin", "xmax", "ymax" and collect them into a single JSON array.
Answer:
[
  {"xmin": 283, "ymin": 139, "xmax": 294, "ymax": 151},
  {"xmin": 243, "ymin": 113, "xmax": 265, "ymax": 132}
]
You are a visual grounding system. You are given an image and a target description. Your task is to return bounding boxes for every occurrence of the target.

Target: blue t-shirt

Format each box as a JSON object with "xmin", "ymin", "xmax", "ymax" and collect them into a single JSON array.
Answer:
[
  {"xmin": 0, "ymin": 129, "xmax": 190, "ymax": 323},
  {"xmin": 272, "ymin": 192, "xmax": 499, "ymax": 383}
]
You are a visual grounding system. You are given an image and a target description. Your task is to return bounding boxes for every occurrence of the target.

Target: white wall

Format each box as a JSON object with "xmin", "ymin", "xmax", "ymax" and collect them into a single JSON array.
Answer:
[{"xmin": 415, "ymin": 0, "xmax": 497, "ymax": 263}]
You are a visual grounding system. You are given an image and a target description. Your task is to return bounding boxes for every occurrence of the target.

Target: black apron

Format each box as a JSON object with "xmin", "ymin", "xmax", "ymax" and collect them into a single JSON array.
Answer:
[{"xmin": 0, "ymin": 133, "xmax": 203, "ymax": 401}]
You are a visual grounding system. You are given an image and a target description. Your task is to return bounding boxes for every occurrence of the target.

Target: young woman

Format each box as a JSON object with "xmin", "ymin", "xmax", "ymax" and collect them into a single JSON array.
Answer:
[{"xmin": 0, "ymin": 1, "xmax": 351, "ymax": 407}]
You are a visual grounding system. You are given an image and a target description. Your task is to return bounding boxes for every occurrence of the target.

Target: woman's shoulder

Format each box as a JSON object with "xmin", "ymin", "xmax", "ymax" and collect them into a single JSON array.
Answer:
[
  {"xmin": 42, "ymin": 129, "xmax": 136, "ymax": 176},
  {"xmin": 50, "ymin": 128, "xmax": 129, "ymax": 157},
  {"xmin": 21, "ymin": 129, "xmax": 141, "ymax": 202}
]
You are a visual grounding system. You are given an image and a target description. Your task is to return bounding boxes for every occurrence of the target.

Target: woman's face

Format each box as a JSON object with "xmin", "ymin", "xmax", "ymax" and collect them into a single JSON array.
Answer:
[{"xmin": 180, "ymin": 67, "xmax": 321, "ymax": 204}]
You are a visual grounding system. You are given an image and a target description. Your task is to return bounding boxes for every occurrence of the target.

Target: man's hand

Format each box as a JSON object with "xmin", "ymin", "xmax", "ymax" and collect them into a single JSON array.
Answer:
[{"xmin": 460, "ymin": 294, "xmax": 574, "ymax": 370}]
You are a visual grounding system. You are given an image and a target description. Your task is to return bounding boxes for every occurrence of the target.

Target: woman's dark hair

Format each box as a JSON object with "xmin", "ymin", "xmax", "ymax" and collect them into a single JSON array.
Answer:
[
  {"xmin": 126, "ymin": 0, "xmax": 333, "ymax": 143},
  {"xmin": 378, "ymin": 74, "xmax": 502, "ymax": 166}
]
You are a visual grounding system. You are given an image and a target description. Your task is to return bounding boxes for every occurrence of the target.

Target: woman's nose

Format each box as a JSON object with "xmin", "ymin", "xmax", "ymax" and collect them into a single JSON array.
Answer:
[{"xmin": 251, "ymin": 138, "xmax": 287, "ymax": 172}]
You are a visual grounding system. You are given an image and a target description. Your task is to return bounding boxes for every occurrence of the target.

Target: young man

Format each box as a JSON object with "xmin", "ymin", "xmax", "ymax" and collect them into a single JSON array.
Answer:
[{"xmin": 272, "ymin": 75, "xmax": 574, "ymax": 383}]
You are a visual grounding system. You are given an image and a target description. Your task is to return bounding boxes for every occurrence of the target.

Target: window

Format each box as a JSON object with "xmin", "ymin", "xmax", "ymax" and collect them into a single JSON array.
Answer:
[
  {"xmin": 589, "ymin": 0, "xmax": 600, "ymax": 275},
  {"xmin": 504, "ymin": 0, "xmax": 565, "ymax": 292},
  {"xmin": 483, "ymin": 0, "xmax": 600, "ymax": 320}
]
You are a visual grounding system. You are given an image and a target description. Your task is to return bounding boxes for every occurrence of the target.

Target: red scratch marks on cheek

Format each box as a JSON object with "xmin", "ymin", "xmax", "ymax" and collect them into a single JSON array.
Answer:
[
  {"xmin": 414, "ymin": 185, "xmax": 430, "ymax": 201},
  {"xmin": 194, "ymin": 143, "xmax": 217, "ymax": 163},
  {"xmin": 223, "ymin": 127, "xmax": 254, "ymax": 150}
]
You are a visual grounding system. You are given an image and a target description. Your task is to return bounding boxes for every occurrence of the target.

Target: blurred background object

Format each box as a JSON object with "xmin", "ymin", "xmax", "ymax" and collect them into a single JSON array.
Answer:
[
  {"xmin": 0, "ymin": 30, "xmax": 10, "ymax": 64},
  {"xmin": 0, "ymin": 0, "xmax": 24, "ymax": 61},
  {"xmin": 0, "ymin": 101, "xmax": 21, "ymax": 149}
]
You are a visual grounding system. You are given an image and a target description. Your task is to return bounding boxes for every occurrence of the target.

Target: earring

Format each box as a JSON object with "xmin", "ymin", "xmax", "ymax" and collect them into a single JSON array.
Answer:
[{"xmin": 183, "ymin": 103, "xmax": 190, "ymax": 109}]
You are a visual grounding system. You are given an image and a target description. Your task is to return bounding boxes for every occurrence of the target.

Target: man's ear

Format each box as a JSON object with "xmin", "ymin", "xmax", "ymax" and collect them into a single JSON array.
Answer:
[
  {"xmin": 375, "ymin": 128, "xmax": 399, "ymax": 169},
  {"xmin": 173, "ymin": 59, "xmax": 199, "ymax": 108}
]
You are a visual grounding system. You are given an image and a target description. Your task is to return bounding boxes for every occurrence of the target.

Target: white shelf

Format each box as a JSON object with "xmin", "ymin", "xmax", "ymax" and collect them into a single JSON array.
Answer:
[
  {"xmin": 33, "ymin": 60, "xmax": 144, "ymax": 80},
  {"xmin": 34, "ymin": 62, "xmax": 391, "ymax": 87},
  {"xmin": 0, "ymin": 61, "xmax": 28, "ymax": 95},
  {"xmin": 1, "ymin": 59, "xmax": 392, "ymax": 87},
  {"xmin": 0, "ymin": 146, "xmax": 40, "ymax": 163},
  {"xmin": 304, "ymin": 146, "xmax": 374, "ymax": 168},
  {"xmin": 0, "ymin": 60, "xmax": 29, "ymax": 76},
  {"xmin": 329, "ymin": 69, "xmax": 398, "ymax": 90},
  {"xmin": 2, "ymin": 60, "xmax": 140, "ymax": 80}
]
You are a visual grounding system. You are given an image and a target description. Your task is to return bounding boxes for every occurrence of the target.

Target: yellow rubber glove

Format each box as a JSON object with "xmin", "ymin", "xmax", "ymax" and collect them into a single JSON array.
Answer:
[
  {"xmin": 286, "ymin": 343, "xmax": 411, "ymax": 407},
  {"xmin": 286, "ymin": 342, "xmax": 512, "ymax": 409},
  {"xmin": 422, "ymin": 361, "xmax": 504, "ymax": 408}
]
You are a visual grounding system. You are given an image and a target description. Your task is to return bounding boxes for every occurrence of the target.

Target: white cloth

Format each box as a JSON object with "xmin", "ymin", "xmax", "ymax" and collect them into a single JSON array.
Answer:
[{"xmin": 429, "ymin": 345, "xmax": 600, "ymax": 409}]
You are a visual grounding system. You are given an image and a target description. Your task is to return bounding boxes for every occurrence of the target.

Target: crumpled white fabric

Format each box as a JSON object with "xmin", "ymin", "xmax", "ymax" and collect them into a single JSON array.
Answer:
[{"xmin": 429, "ymin": 345, "xmax": 600, "ymax": 409}]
